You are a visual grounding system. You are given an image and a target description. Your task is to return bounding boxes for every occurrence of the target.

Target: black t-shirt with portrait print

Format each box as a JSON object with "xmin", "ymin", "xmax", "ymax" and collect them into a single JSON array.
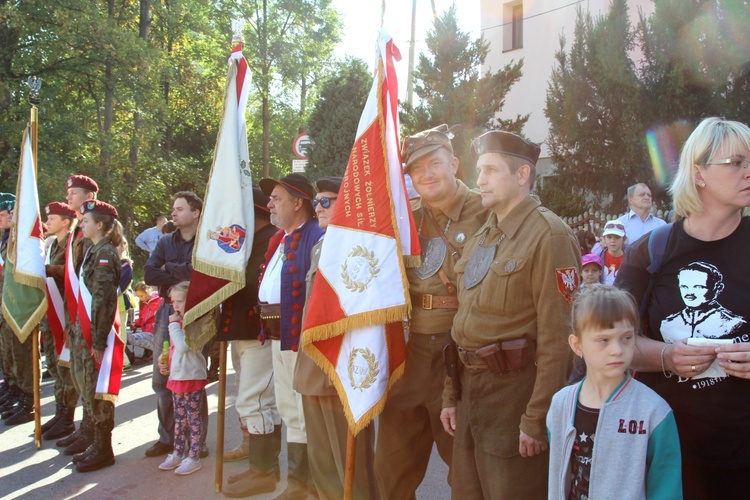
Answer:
[
  {"xmin": 568, "ymin": 401, "xmax": 599, "ymax": 500},
  {"xmin": 616, "ymin": 217, "xmax": 750, "ymax": 468}
]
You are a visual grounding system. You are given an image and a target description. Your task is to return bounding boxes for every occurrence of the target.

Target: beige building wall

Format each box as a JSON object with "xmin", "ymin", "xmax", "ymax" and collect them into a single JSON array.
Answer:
[{"xmin": 480, "ymin": 0, "xmax": 654, "ymax": 176}]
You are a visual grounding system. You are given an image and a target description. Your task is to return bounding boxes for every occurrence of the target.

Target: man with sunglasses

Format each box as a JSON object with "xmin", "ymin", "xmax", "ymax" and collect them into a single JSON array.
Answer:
[
  {"xmin": 616, "ymin": 183, "xmax": 666, "ymax": 244},
  {"xmin": 375, "ymin": 125, "xmax": 487, "ymax": 498}
]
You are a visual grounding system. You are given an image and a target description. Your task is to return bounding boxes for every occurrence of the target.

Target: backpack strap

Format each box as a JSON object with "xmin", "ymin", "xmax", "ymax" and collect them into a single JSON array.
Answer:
[
  {"xmin": 639, "ymin": 223, "xmax": 674, "ymax": 326},
  {"xmin": 646, "ymin": 223, "xmax": 674, "ymax": 274}
]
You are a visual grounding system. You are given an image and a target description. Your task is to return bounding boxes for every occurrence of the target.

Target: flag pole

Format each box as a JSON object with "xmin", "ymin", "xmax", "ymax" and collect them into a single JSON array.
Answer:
[
  {"xmin": 215, "ymin": 340, "xmax": 227, "ymax": 492},
  {"xmin": 27, "ymin": 77, "xmax": 42, "ymax": 449},
  {"xmin": 344, "ymin": 429, "xmax": 356, "ymax": 500}
]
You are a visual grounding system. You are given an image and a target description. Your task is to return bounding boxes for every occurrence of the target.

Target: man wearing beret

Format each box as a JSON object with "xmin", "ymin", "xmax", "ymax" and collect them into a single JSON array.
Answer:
[
  {"xmin": 439, "ymin": 131, "xmax": 580, "ymax": 499},
  {"xmin": 143, "ymin": 191, "xmax": 209, "ymax": 458},
  {"xmin": 375, "ymin": 125, "xmax": 486, "ymax": 498},
  {"xmin": 38, "ymin": 202, "xmax": 80, "ymax": 439},
  {"xmin": 221, "ymin": 187, "xmax": 282, "ymax": 498},
  {"xmin": 55, "ymin": 175, "xmax": 100, "ymax": 454},
  {"xmin": 256, "ymin": 172, "xmax": 324, "ymax": 499},
  {"xmin": 295, "ymin": 176, "xmax": 379, "ymax": 500}
]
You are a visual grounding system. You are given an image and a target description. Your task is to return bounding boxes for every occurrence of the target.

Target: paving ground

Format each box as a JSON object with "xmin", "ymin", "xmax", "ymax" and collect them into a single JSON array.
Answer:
[{"xmin": 0, "ymin": 358, "xmax": 449, "ymax": 500}]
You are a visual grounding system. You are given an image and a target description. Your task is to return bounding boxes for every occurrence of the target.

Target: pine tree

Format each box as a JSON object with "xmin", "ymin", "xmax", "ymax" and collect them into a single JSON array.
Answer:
[
  {"xmin": 306, "ymin": 58, "xmax": 370, "ymax": 179},
  {"xmin": 402, "ymin": 4, "xmax": 527, "ymax": 183}
]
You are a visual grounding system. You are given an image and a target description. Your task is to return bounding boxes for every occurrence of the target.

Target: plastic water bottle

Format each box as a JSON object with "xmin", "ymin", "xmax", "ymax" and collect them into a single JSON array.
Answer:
[{"xmin": 161, "ymin": 340, "xmax": 170, "ymax": 375}]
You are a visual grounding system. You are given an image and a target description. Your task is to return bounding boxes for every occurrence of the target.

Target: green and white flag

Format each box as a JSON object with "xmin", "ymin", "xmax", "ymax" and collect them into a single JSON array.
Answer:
[{"xmin": 2, "ymin": 127, "xmax": 47, "ymax": 342}]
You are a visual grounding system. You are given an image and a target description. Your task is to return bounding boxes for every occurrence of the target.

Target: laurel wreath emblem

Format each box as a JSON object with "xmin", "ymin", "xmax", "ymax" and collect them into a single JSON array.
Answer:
[
  {"xmin": 347, "ymin": 347, "xmax": 380, "ymax": 391},
  {"xmin": 340, "ymin": 245, "xmax": 380, "ymax": 293}
]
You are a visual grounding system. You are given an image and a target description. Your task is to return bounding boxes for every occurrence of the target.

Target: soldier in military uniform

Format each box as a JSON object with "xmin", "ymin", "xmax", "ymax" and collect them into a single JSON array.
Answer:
[
  {"xmin": 69, "ymin": 200, "xmax": 122, "ymax": 473},
  {"xmin": 295, "ymin": 176, "xmax": 379, "ymax": 500},
  {"xmin": 55, "ymin": 175, "xmax": 98, "ymax": 455},
  {"xmin": 257, "ymin": 173, "xmax": 324, "ymax": 499},
  {"xmin": 439, "ymin": 131, "xmax": 580, "ymax": 499},
  {"xmin": 221, "ymin": 187, "xmax": 282, "ymax": 498},
  {"xmin": 375, "ymin": 126, "xmax": 486, "ymax": 498},
  {"xmin": 39, "ymin": 202, "xmax": 80, "ymax": 440},
  {"xmin": 0, "ymin": 194, "xmax": 24, "ymax": 420}
]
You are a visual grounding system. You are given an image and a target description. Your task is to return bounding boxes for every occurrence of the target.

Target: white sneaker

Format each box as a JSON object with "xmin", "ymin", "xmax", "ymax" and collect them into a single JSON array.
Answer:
[
  {"xmin": 158, "ymin": 453, "xmax": 182, "ymax": 471},
  {"xmin": 174, "ymin": 457, "xmax": 202, "ymax": 475}
]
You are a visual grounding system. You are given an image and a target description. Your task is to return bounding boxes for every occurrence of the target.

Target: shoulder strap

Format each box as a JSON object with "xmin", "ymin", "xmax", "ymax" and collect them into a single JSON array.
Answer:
[
  {"xmin": 639, "ymin": 223, "xmax": 674, "ymax": 326},
  {"xmin": 646, "ymin": 223, "xmax": 674, "ymax": 275},
  {"xmin": 424, "ymin": 206, "xmax": 461, "ymax": 262}
]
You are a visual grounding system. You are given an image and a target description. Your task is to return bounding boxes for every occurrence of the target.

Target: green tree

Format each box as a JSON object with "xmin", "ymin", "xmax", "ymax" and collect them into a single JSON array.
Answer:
[
  {"xmin": 401, "ymin": 4, "xmax": 527, "ymax": 184},
  {"xmin": 306, "ymin": 58, "xmax": 370, "ymax": 179},
  {"xmin": 545, "ymin": 0, "xmax": 647, "ymax": 214},
  {"xmin": 237, "ymin": 0, "xmax": 341, "ymax": 177}
]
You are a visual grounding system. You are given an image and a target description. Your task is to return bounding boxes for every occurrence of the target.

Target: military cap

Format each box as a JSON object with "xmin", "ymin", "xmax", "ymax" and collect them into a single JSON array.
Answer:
[
  {"xmin": 315, "ymin": 176, "xmax": 343, "ymax": 194},
  {"xmin": 401, "ymin": 124, "xmax": 454, "ymax": 171},
  {"xmin": 471, "ymin": 131, "xmax": 541, "ymax": 165},
  {"xmin": 80, "ymin": 200, "xmax": 118, "ymax": 218},
  {"xmin": 253, "ymin": 186, "xmax": 271, "ymax": 214},
  {"xmin": 0, "ymin": 193, "xmax": 16, "ymax": 212},
  {"xmin": 66, "ymin": 175, "xmax": 99, "ymax": 193},
  {"xmin": 259, "ymin": 173, "xmax": 316, "ymax": 200},
  {"xmin": 45, "ymin": 202, "xmax": 76, "ymax": 218}
]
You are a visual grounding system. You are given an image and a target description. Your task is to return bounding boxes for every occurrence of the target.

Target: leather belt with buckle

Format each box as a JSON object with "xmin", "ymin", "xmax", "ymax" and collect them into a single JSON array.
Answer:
[{"xmin": 411, "ymin": 293, "xmax": 458, "ymax": 310}]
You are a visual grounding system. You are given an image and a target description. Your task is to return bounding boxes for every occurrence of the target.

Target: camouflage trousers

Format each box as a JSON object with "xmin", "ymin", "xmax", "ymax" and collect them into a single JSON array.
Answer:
[
  {"xmin": 0, "ymin": 318, "xmax": 36, "ymax": 393},
  {"xmin": 68, "ymin": 324, "xmax": 114, "ymax": 426},
  {"xmin": 41, "ymin": 323, "xmax": 79, "ymax": 409}
]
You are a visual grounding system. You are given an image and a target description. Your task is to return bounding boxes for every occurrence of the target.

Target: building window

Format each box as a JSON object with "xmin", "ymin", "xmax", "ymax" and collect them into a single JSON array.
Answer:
[{"xmin": 503, "ymin": 1, "xmax": 523, "ymax": 52}]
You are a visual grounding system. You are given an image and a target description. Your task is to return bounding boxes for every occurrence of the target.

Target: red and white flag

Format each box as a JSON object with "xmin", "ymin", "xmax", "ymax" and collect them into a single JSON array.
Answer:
[
  {"xmin": 301, "ymin": 31, "xmax": 418, "ymax": 434},
  {"xmin": 183, "ymin": 43, "xmax": 254, "ymax": 349},
  {"xmin": 77, "ymin": 266, "xmax": 123, "ymax": 401},
  {"xmin": 45, "ymin": 248, "xmax": 69, "ymax": 360}
]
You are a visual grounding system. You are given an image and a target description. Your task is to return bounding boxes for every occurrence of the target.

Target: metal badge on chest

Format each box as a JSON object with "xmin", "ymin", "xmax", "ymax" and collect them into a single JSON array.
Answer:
[
  {"xmin": 464, "ymin": 231, "xmax": 506, "ymax": 289},
  {"xmin": 413, "ymin": 211, "xmax": 451, "ymax": 280}
]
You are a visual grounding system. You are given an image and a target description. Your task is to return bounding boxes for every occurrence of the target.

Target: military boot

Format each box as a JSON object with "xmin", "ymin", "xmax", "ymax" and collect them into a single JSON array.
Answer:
[
  {"xmin": 72, "ymin": 424, "xmax": 98, "ymax": 464},
  {"xmin": 63, "ymin": 413, "xmax": 94, "ymax": 455},
  {"xmin": 222, "ymin": 430, "xmax": 282, "ymax": 498},
  {"xmin": 0, "ymin": 379, "xmax": 9, "ymax": 399},
  {"xmin": 4, "ymin": 391, "xmax": 34, "ymax": 426},
  {"xmin": 223, "ymin": 426, "xmax": 250, "ymax": 462},
  {"xmin": 76, "ymin": 421, "xmax": 115, "ymax": 472},
  {"xmin": 44, "ymin": 405, "xmax": 76, "ymax": 440},
  {"xmin": 0, "ymin": 386, "xmax": 20, "ymax": 415},
  {"xmin": 41, "ymin": 404, "xmax": 64, "ymax": 433},
  {"xmin": 56, "ymin": 410, "xmax": 89, "ymax": 447}
]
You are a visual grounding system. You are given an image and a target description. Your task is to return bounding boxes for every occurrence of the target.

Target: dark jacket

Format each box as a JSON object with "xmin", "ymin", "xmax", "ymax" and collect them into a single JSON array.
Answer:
[
  {"xmin": 218, "ymin": 223, "xmax": 277, "ymax": 341},
  {"xmin": 143, "ymin": 229, "xmax": 195, "ymax": 298}
]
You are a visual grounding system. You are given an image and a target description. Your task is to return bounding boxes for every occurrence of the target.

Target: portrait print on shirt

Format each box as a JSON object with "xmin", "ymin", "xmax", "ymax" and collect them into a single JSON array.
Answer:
[{"xmin": 660, "ymin": 261, "xmax": 746, "ymax": 343}]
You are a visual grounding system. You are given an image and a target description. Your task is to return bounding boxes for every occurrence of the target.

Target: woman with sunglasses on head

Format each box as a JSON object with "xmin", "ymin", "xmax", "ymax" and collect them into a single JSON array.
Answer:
[{"xmin": 616, "ymin": 117, "xmax": 750, "ymax": 499}]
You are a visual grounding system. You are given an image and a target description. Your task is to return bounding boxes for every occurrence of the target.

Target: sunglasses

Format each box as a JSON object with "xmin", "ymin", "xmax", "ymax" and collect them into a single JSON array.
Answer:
[
  {"xmin": 312, "ymin": 196, "xmax": 337, "ymax": 209},
  {"xmin": 605, "ymin": 222, "xmax": 625, "ymax": 230}
]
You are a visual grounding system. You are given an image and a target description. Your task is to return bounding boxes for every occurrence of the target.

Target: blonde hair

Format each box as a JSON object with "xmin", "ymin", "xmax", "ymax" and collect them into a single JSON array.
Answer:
[
  {"xmin": 572, "ymin": 284, "xmax": 638, "ymax": 337},
  {"xmin": 133, "ymin": 281, "xmax": 152, "ymax": 294},
  {"xmin": 671, "ymin": 117, "xmax": 750, "ymax": 217},
  {"xmin": 169, "ymin": 281, "xmax": 190, "ymax": 297}
]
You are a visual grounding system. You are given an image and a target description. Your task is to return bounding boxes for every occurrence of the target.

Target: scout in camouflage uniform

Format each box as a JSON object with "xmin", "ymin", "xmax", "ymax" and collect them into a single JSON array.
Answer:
[
  {"xmin": 440, "ymin": 131, "xmax": 581, "ymax": 499},
  {"xmin": 68, "ymin": 199, "xmax": 122, "ymax": 473},
  {"xmin": 0, "ymin": 194, "xmax": 20, "ymax": 416},
  {"xmin": 375, "ymin": 126, "xmax": 487, "ymax": 498},
  {"xmin": 0, "ymin": 193, "xmax": 39, "ymax": 426},
  {"xmin": 55, "ymin": 175, "xmax": 98, "ymax": 456},
  {"xmin": 39, "ymin": 202, "xmax": 80, "ymax": 440}
]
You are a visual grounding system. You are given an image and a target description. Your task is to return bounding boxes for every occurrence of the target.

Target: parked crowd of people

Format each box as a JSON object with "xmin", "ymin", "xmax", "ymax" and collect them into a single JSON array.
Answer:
[{"xmin": 1, "ymin": 117, "xmax": 749, "ymax": 499}]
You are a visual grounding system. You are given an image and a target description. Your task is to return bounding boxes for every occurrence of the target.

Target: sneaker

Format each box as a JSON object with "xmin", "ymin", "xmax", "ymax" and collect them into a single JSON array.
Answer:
[
  {"xmin": 174, "ymin": 457, "xmax": 202, "ymax": 476},
  {"xmin": 158, "ymin": 453, "xmax": 183, "ymax": 471}
]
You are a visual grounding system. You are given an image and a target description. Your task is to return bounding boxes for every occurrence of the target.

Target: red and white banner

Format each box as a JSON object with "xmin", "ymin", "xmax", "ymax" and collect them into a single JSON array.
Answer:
[
  {"xmin": 183, "ymin": 43, "xmax": 254, "ymax": 350},
  {"xmin": 77, "ymin": 258, "xmax": 124, "ymax": 401},
  {"xmin": 301, "ymin": 31, "xmax": 417, "ymax": 434},
  {"xmin": 45, "ymin": 247, "xmax": 69, "ymax": 359}
]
